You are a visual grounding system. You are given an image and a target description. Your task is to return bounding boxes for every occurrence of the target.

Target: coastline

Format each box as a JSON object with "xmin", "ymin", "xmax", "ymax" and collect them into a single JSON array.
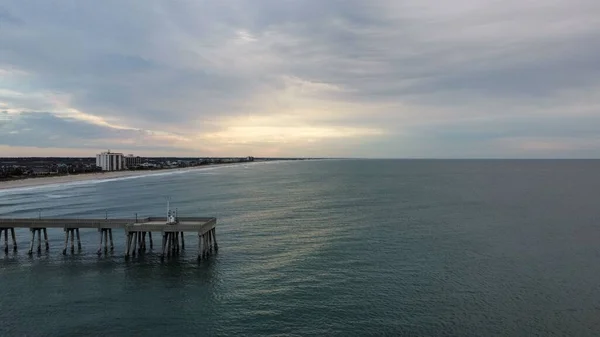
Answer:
[{"xmin": 0, "ymin": 163, "xmax": 246, "ymax": 191}]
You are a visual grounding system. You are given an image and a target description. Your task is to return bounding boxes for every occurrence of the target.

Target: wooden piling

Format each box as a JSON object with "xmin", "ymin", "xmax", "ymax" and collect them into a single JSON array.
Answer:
[
  {"xmin": 213, "ymin": 228, "xmax": 218, "ymax": 251},
  {"xmin": 174, "ymin": 232, "xmax": 178, "ymax": 255},
  {"xmin": 141, "ymin": 232, "xmax": 146, "ymax": 252},
  {"xmin": 104, "ymin": 230, "xmax": 109, "ymax": 251},
  {"xmin": 28, "ymin": 229, "xmax": 35, "ymax": 255},
  {"xmin": 63, "ymin": 229, "xmax": 69, "ymax": 255},
  {"xmin": 37, "ymin": 229, "xmax": 42, "ymax": 253},
  {"xmin": 171, "ymin": 232, "xmax": 175, "ymax": 255},
  {"xmin": 97, "ymin": 229, "xmax": 103, "ymax": 255},
  {"xmin": 10, "ymin": 228, "xmax": 17, "ymax": 252},
  {"xmin": 180, "ymin": 232, "xmax": 185, "ymax": 250},
  {"xmin": 166, "ymin": 232, "xmax": 171, "ymax": 257},
  {"xmin": 43, "ymin": 228, "xmax": 49, "ymax": 251},
  {"xmin": 3, "ymin": 229, "xmax": 8, "ymax": 253},
  {"xmin": 161, "ymin": 233, "xmax": 167, "ymax": 258},
  {"xmin": 76, "ymin": 228, "xmax": 81, "ymax": 250},
  {"xmin": 174, "ymin": 232, "xmax": 179, "ymax": 255},
  {"xmin": 109, "ymin": 229, "xmax": 114, "ymax": 251},
  {"xmin": 206, "ymin": 234, "xmax": 210, "ymax": 256},
  {"xmin": 204, "ymin": 231, "xmax": 209, "ymax": 256},
  {"xmin": 125, "ymin": 233, "xmax": 131, "ymax": 257},
  {"xmin": 132, "ymin": 232, "xmax": 138, "ymax": 257},
  {"xmin": 69, "ymin": 229, "xmax": 74, "ymax": 253},
  {"xmin": 200, "ymin": 234, "xmax": 204, "ymax": 259},
  {"xmin": 148, "ymin": 232, "xmax": 153, "ymax": 249}
]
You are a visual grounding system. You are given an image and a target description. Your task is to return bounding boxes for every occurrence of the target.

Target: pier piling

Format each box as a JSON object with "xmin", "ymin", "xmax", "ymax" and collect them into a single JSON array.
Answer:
[
  {"xmin": 3, "ymin": 229, "xmax": 8, "ymax": 253},
  {"xmin": 63, "ymin": 229, "xmax": 69, "ymax": 255},
  {"xmin": 43, "ymin": 228, "xmax": 49, "ymax": 251},
  {"xmin": 161, "ymin": 233, "xmax": 167, "ymax": 258},
  {"xmin": 97, "ymin": 229, "xmax": 103, "ymax": 255},
  {"xmin": 70, "ymin": 229, "xmax": 75, "ymax": 253},
  {"xmin": 213, "ymin": 228, "xmax": 218, "ymax": 251},
  {"xmin": 10, "ymin": 228, "xmax": 17, "ymax": 252},
  {"xmin": 28, "ymin": 229, "xmax": 35, "ymax": 255},
  {"xmin": 132, "ymin": 232, "xmax": 138, "ymax": 257},
  {"xmin": 76, "ymin": 229, "xmax": 81, "ymax": 250},
  {"xmin": 109, "ymin": 229, "xmax": 114, "ymax": 251},
  {"xmin": 125, "ymin": 233, "xmax": 131, "ymax": 257},
  {"xmin": 3, "ymin": 228, "xmax": 8, "ymax": 253},
  {"xmin": 37, "ymin": 229, "xmax": 42, "ymax": 253},
  {"xmin": 104, "ymin": 229, "xmax": 109, "ymax": 252}
]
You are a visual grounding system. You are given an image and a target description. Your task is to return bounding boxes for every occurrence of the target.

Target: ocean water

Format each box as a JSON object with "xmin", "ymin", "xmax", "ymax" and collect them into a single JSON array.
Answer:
[{"xmin": 1, "ymin": 159, "xmax": 600, "ymax": 336}]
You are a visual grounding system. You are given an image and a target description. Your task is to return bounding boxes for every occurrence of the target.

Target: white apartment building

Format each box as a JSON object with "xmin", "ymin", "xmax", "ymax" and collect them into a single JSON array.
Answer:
[{"xmin": 96, "ymin": 151, "xmax": 125, "ymax": 171}]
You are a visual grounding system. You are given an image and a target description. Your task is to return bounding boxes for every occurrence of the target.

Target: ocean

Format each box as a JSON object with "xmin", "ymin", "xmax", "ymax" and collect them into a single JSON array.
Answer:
[{"xmin": 0, "ymin": 159, "xmax": 599, "ymax": 336}]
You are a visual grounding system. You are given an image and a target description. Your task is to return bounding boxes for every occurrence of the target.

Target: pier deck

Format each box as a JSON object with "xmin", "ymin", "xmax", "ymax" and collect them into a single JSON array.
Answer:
[{"xmin": 0, "ymin": 216, "xmax": 217, "ymax": 260}]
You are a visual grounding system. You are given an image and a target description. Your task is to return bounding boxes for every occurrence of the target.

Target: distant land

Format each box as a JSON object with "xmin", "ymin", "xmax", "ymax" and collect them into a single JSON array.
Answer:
[{"xmin": 0, "ymin": 157, "xmax": 319, "ymax": 182}]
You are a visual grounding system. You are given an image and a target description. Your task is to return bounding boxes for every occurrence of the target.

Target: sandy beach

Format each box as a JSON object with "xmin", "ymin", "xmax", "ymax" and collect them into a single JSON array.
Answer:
[{"xmin": 0, "ymin": 164, "xmax": 241, "ymax": 191}]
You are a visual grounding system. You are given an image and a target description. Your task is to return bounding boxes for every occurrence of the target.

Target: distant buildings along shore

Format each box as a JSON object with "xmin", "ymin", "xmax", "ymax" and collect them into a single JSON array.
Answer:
[{"xmin": 0, "ymin": 153, "xmax": 262, "ymax": 180}]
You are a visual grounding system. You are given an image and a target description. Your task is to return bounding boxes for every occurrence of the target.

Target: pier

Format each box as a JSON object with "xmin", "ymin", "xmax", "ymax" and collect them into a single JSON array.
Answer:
[{"xmin": 0, "ymin": 215, "xmax": 217, "ymax": 260}]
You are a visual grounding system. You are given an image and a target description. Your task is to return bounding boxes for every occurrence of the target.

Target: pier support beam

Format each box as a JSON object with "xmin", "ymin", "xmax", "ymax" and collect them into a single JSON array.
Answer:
[
  {"xmin": 166, "ymin": 232, "xmax": 172, "ymax": 257},
  {"xmin": 141, "ymin": 232, "xmax": 146, "ymax": 252},
  {"xmin": 148, "ymin": 232, "xmax": 153, "ymax": 249},
  {"xmin": 180, "ymin": 232, "xmax": 185, "ymax": 250},
  {"xmin": 3, "ymin": 228, "xmax": 8, "ymax": 253},
  {"xmin": 97, "ymin": 229, "xmax": 103, "ymax": 255},
  {"xmin": 63, "ymin": 229, "xmax": 69, "ymax": 255},
  {"xmin": 1, "ymin": 228, "xmax": 18, "ymax": 253},
  {"xmin": 76, "ymin": 229, "xmax": 81, "ymax": 250},
  {"xmin": 28, "ymin": 228, "xmax": 45, "ymax": 255},
  {"xmin": 109, "ymin": 229, "xmax": 114, "ymax": 251},
  {"xmin": 29, "ymin": 228, "xmax": 35, "ymax": 255},
  {"xmin": 213, "ymin": 228, "xmax": 218, "ymax": 251},
  {"xmin": 10, "ymin": 228, "xmax": 17, "ymax": 252},
  {"xmin": 198, "ymin": 234, "xmax": 202, "ymax": 261},
  {"xmin": 125, "ymin": 232, "xmax": 132, "ymax": 258},
  {"xmin": 161, "ymin": 232, "xmax": 167, "ymax": 258},
  {"xmin": 37, "ymin": 229, "xmax": 42, "ymax": 253},
  {"xmin": 43, "ymin": 228, "xmax": 49, "ymax": 251},
  {"xmin": 132, "ymin": 232, "xmax": 138, "ymax": 257},
  {"xmin": 104, "ymin": 229, "xmax": 109, "ymax": 251},
  {"xmin": 96, "ymin": 228, "xmax": 112, "ymax": 255},
  {"xmin": 70, "ymin": 229, "xmax": 75, "ymax": 253}
]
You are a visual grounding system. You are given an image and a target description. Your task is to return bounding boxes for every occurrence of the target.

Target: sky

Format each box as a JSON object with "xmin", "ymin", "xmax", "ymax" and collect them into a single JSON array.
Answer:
[{"xmin": 1, "ymin": 0, "xmax": 599, "ymax": 158}]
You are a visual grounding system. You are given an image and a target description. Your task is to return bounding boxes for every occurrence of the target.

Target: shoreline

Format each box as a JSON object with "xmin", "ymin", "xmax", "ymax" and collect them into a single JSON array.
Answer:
[{"xmin": 0, "ymin": 163, "xmax": 248, "ymax": 191}]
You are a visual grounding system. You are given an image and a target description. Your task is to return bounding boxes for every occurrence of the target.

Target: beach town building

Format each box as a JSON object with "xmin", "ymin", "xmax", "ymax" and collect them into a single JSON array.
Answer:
[
  {"xmin": 125, "ymin": 154, "xmax": 142, "ymax": 168},
  {"xmin": 96, "ymin": 150, "xmax": 124, "ymax": 171}
]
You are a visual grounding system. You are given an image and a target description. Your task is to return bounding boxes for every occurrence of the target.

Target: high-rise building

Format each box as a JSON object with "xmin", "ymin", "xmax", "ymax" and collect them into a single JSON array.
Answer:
[{"xmin": 96, "ymin": 150, "xmax": 124, "ymax": 171}]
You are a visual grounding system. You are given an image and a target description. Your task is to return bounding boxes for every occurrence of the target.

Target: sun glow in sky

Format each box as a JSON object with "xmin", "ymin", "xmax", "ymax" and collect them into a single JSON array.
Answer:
[{"xmin": 1, "ymin": 1, "xmax": 600, "ymax": 158}]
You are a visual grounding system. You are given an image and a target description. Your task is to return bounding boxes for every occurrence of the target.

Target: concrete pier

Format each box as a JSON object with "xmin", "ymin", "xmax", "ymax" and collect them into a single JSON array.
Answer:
[{"xmin": 0, "ymin": 216, "xmax": 217, "ymax": 261}]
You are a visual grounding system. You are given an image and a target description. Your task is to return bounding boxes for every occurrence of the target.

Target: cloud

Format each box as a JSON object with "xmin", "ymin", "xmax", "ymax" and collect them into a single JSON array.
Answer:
[{"xmin": 0, "ymin": 0, "xmax": 599, "ymax": 157}]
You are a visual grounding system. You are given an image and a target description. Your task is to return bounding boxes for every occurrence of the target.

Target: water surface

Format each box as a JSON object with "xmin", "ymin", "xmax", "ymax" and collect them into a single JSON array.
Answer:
[{"xmin": 1, "ymin": 160, "xmax": 599, "ymax": 336}]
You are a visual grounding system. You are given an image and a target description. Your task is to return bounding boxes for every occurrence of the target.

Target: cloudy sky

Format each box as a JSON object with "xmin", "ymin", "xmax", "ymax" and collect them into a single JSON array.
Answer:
[{"xmin": 1, "ymin": 0, "xmax": 599, "ymax": 158}]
